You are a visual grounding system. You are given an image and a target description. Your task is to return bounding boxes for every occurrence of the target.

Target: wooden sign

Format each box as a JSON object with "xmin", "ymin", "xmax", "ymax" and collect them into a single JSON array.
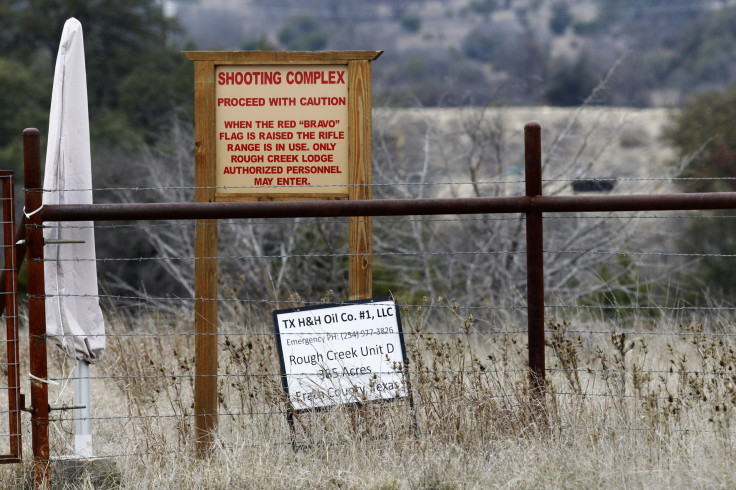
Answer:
[
  {"xmin": 184, "ymin": 51, "xmax": 382, "ymax": 202},
  {"xmin": 184, "ymin": 51, "xmax": 382, "ymax": 454}
]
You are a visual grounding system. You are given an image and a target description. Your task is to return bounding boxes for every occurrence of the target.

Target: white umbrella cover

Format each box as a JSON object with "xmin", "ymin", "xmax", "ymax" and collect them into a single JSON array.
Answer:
[{"xmin": 42, "ymin": 17, "xmax": 105, "ymax": 363}]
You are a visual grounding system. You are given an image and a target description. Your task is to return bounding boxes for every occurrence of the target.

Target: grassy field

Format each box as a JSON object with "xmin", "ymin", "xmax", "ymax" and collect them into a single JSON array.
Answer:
[
  {"xmin": 0, "ymin": 105, "xmax": 721, "ymax": 488},
  {"xmin": 2, "ymin": 301, "xmax": 736, "ymax": 488}
]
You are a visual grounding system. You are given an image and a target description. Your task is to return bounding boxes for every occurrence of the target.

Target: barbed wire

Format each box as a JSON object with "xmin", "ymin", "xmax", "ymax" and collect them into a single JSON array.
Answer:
[
  {"xmin": 548, "ymin": 367, "xmax": 736, "ymax": 376},
  {"xmin": 40, "ymin": 213, "xmax": 736, "ymax": 233},
  {"xmin": 41, "ymin": 329, "xmax": 528, "ymax": 339},
  {"xmin": 547, "ymin": 304, "xmax": 736, "ymax": 311},
  {"xmin": 45, "ymin": 397, "xmax": 487, "ymax": 424},
  {"xmin": 42, "ymin": 365, "xmax": 736, "ymax": 384},
  {"xmin": 34, "ymin": 293, "xmax": 736, "ymax": 316},
  {"xmin": 37, "ymin": 293, "xmax": 529, "ymax": 311},
  {"xmin": 547, "ymin": 328, "xmax": 736, "ymax": 337},
  {"xmin": 548, "ymin": 391, "xmax": 717, "ymax": 402},
  {"xmin": 37, "ymin": 248, "xmax": 736, "ymax": 264},
  {"xmin": 42, "ymin": 250, "xmax": 524, "ymax": 263},
  {"xmin": 44, "ymin": 389, "xmax": 735, "ymax": 426}
]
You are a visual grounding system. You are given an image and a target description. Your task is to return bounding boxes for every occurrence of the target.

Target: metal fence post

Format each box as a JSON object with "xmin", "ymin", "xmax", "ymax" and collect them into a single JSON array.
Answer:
[
  {"xmin": 24, "ymin": 128, "xmax": 50, "ymax": 489},
  {"xmin": 524, "ymin": 122, "xmax": 545, "ymax": 393}
]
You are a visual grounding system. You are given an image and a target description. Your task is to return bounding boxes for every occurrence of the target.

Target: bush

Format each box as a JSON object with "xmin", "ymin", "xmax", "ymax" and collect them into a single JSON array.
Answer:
[
  {"xmin": 664, "ymin": 82, "xmax": 736, "ymax": 299},
  {"xmin": 545, "ymin": 54, "xmax": 600, "ymax": 106},
  {"xmin": 663, "ymin": 82, "xmax": 736, "ymax": 192},
  {"xmin": 277, "ymin": 15, "xmax": 327, "ymax": 51},
  {"xmin": 461, "ymin": 28, "xmax": 495, "ymax": 62},
  {"xmin": 0, "ymin": 58, "xmax": 51, "ymax": 173},
  {"xmin": 400, "ymin": 13, "xmax": 421, "ymax": 33}
]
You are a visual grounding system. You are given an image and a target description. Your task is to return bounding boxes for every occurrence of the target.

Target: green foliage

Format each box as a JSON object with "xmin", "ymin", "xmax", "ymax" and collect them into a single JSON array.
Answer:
[
  {"xmin": 240, "ymin": 35, "xmax": 278, "ymax": 51},
  {"xmin": 3, "ymin": 0, "xmax": 179, "ymax": 107},
  {"xmin": 0, "ymin": 58, "xmax": 51, "ymax": 172},
  {"xmin": 663, "ymin": 83, "xmax": 736, "ymax": 192},
  {"xmin": 381, "ymin": 52, "xmax": 490, "ymax": 106},
  {"xmin": 117, "ymin": 49, "xmax": 193, "ymax": 134},
  {"xmin": 664, "ymin": 82, "xmax": 736, "ymax": 299},
  {"xmin": 0, "ymin": 0, "xmax": 192, "ymax": 160},
  {"xmin": 545, "ymin": 54, "xmax": 600, "ymax": 106},
  {"xmin": 576, "ymin": 255, "xmax": 654, "ymax": 319},
  {"xmin": 393, "ymin": 56, "xmax": 429, "ymax": 82},
  {"xmin": 277, "ymin": 15, "xmax": 327, "ymax": 51},
  {"xmin": 676, "ymin": 211, "xmax": 736, "ymax": 299},
  {"xmin": 668, "ymin": 6, "xmax": 736, "ymax": 89}
]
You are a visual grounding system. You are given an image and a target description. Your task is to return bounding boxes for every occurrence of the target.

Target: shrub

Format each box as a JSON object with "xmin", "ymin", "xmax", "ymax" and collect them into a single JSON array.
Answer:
[
  {"xmin": 277, "ymin": 15, "xmax": 327, "ymax": 51},
  {"xmin": 461, "ymin": 28, "xmax": 495, "ymax": 62}
]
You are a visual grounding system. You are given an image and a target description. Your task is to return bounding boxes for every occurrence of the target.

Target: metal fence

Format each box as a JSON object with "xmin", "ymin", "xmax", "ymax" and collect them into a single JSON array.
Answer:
[
  {"xmin": 12, "ymin": 124, "xmax": 736, "ymax": 487},
  {"xmin": 0, "ymin": 171, "xmax": 21, "ymax": 464}
]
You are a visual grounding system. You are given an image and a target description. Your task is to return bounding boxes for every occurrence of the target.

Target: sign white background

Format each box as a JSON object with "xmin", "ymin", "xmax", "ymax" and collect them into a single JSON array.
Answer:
[{"xmin": 274, "ymin": 299, "xmax": 407, "ymax": 411}]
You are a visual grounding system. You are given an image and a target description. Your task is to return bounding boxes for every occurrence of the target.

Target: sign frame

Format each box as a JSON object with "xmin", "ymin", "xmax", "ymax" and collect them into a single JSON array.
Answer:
[
  {"xmin": 183, "ymin": 50, "xmax": 382, "ymax": 203},
  {"xmin": 272, "ymin": 297, "xmax": 410, "ymax": 413}
]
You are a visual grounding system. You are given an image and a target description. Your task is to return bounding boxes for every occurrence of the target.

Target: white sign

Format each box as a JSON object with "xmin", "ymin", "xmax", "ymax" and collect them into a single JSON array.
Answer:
[{"xmin": 273, "ymin": 298, "xmax": 408, "ymax": 411}]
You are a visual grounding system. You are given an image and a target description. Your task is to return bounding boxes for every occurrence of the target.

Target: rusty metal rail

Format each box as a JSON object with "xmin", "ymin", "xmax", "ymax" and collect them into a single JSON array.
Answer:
[{"xmin": 38, "ymin": 192, "xmax": 736, "ymax": 222}]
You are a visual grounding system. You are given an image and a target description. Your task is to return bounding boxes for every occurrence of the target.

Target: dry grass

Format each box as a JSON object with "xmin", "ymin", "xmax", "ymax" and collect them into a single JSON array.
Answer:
[{"xmin": 3, "ymin": 303, "xmax": 736, "ymax": 488}]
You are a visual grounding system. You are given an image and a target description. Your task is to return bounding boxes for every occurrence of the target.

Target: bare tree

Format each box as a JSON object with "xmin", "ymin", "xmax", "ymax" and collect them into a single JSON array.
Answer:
[{"xmin": 93, "ymin": 98, "xmax": 678, "ymax": 330}]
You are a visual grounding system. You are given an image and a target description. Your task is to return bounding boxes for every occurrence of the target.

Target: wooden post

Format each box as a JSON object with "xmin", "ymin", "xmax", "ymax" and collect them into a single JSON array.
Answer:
[
  {"xmin": 191, "ymin": 60, "xmax": 219, "ymax": 455},
  {"xmin": 348, "ymin": 60, "xmax": 373, "ymax": 300}
]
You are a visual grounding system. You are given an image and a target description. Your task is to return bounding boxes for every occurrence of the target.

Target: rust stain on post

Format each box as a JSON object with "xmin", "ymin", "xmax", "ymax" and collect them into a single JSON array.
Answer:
[{"xmin": 24, "ymin": 129, "xmax": 50, "ymax": 489}]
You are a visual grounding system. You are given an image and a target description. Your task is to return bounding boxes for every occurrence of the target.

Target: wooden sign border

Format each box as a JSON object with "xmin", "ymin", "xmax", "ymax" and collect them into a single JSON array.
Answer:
[
  {"xmin": 183, "ymin": 50, "xmax": 381, "ymax": 203},
  {"xmin": 184, "ymin": 51, "xmax": 381, "ymax": 454}
]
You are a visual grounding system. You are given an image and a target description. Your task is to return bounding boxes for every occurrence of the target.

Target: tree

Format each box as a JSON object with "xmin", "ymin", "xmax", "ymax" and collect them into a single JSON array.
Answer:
[
  {"xmin": 666, "ymin": 6, "xmax": 736, "ymax": 94},
  {"xmin": 277, "ymin": 15, "xmax": 327, "ymax": 51},
  {"xmin": 664, "ymin": 82, "xmax": 736, "ymax": 298},
  {"xmin": 461, "ymin": 28, "xmax": 496, "ymax": 62},
  {"xmin": 663, "ymin": 83, "xmax": 736, "ymax": 192},
  {"xmin": 0, "ymin": 58, "xmax": 51, "ymax": 173},
  {"xmin": 546, "ymin": 54, "xmax": 601, "ymax": 106},
  {"xmin": 0, "ymin": 0, "xmax": 192, "ymax": 147}
]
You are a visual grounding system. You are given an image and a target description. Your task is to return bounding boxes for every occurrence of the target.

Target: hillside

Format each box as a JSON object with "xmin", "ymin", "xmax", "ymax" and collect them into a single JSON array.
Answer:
[{"xmin": 173, "ymin": 0, "xmax": 736, "ymax": 107}]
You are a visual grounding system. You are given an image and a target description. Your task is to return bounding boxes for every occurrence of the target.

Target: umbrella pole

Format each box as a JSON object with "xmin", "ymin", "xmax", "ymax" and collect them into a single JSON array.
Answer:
[{"xmin": 74, "ymin": 359, "xmax": 92, "ymax": 457}]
